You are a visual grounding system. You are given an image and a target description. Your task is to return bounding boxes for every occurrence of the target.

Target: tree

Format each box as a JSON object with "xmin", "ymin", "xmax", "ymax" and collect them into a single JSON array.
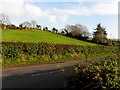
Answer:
[
  {"xmin": 68, "ymin": 25, "xmax": 80, "ymax": 37},
  {"xmin": 31, "ymin": 20, "xmax": 37, "ymax": 29},
  {"xmin": 36, "ymin": 24, "xmax": 41, "ymax": 30},
  {"xmin": 61, "ymin": 31, "xmax": 65, "ymax": 34},
  {"xmin": 43, "ymin": 26, "xmax": 48, "ymax": 31},
  {"xmin": 107, "ymin": 39, "xmax": 113, "ymax": 45},
  {"xmin": 52, "ymin": 27, "xmax": 58, "ymax": 33},
  {"xmin": 64, "ymin": 29, "xmax": 69, "ymax": 35},
  {"xmin": 93, "ymin": 24, "xmax": 107, "ymax": 44},
  {"xmin": 21, "ymin": 21, "xmax": 32, "ymax": 29},
  {"xmin": 80, "ymin": 25, "xmax": 90, "ymax": 38},
  {"xmin": 0, "ymin": 23, "xmax": 5, "ymax": 29},
  {"xmin": 0, "ymin": 14, "xmax": 11, "ymax": 29},
  {"xmin": 6, "ymin": 24, "xmax": 16, "ymax": 29},
  {"xmin": 19, "ymin": 24, "xmax": 23, "ymax": 29},
  {"xmin": 64, "ymin": 24, "xmax": 90, "ymax": 40}
]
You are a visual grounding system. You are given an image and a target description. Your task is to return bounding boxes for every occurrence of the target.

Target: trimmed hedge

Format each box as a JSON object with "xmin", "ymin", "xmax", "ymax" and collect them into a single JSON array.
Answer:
[{"xmin": 1, "ymin": 42, "xmax": 120, "ymax": 66}]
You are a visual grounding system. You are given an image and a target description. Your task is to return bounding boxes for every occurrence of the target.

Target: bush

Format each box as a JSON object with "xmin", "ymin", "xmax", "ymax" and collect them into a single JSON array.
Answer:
[
  {"xmin": 67, "ymin": 58, "xmax": 120, "ymax": 89},
  {"xmin": 1, "ymin": 42, "xmax": 119, "ymax": 66}
]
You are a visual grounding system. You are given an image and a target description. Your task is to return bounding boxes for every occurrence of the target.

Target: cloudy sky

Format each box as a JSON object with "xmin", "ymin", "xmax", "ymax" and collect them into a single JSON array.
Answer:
[{"xmin": 0, "ymin": 0, "xmax": 119, "ymax": 39}]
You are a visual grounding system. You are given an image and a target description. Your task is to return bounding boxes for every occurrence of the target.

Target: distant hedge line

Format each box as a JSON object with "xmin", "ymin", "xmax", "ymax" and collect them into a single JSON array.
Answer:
[{"xmin": 1, "ymin": 42, "xmax": 119, "ymax": 66}]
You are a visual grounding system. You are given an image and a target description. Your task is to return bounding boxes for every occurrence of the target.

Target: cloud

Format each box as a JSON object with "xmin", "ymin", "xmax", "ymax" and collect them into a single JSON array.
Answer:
[
  {"xmin": 0, "ymin": 0, "xmax": 57, "ymax": 23},
  {"xmin": 25, "ymin": 0, "xmax": 118, "ymax": 3},
  {"xmin": 91, "ymin": 2, "xmax": 118, "ymax": 15},
  {"xmin": 49, "ymin": 2, "xmax": 117, "ymax": 16},
  {"xmin": 23, "ymin": 3, "xmax": 43, "ymax": 19},
  {"xmin": 0, "ymin": 0, "xmax": 24, "ymax": 18},
  {"xmin": 60, "ymin": 15, "xmax": 68, "ymax": 22},
  {"xmin": 0, "ymin": 0, "xmax": 118, "ymax": 24},
  {"xmin": 44, "ymin": 1, "xmax": 117, "ymax": 23}
]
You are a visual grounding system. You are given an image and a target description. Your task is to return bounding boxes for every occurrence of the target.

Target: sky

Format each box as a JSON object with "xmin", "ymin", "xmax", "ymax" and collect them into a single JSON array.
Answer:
[{"xmin": 0, "ymin": 0, "xmax": 119, "ymax": 39}]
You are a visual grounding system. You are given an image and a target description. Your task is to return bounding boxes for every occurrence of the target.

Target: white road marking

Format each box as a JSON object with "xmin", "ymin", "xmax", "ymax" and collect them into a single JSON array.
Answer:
[
  {"xmin": 31, "ymin": 73, "xmax": 41, "ymax": 77},
  {"xmin": 31, "ymin": 70, "xmax": 59, "ymax": 77}
]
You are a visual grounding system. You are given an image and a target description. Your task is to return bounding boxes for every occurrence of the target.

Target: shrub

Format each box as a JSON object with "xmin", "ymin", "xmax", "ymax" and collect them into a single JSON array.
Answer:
[{"xmin": 67, "ymin": 58, "xmax": 120, "ymax": 89}]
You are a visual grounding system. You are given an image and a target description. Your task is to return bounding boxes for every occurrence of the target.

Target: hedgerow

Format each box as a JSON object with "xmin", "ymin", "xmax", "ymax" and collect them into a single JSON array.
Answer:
[
  {"xmin": 1, "ymin": 42, "xmax": 119, "ymax": 66},
  {"xmin": 67, "ymin": 58, "xmax": 120, "ymax": 89}
]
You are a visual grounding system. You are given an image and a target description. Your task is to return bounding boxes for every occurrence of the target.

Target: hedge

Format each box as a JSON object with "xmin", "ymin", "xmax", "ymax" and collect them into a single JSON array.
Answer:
[
  {"xmin": 1, "ymin": 42, "xmax": 120, "ymax": 66},
  {"xmin": 67, "ymin": 58, "xmax": 120, "ymax": 89}
]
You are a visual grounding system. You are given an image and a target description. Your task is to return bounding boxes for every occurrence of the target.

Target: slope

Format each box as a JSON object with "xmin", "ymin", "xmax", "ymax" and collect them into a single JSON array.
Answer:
[{"xmin": 2, "ymin": 29, "xmax": 96, "ymax": 45}]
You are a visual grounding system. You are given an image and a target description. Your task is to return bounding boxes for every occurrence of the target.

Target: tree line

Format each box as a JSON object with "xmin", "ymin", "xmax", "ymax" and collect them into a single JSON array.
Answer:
[{"xmin": 0, "ymin": 14, "xmax": 118, "ymax": 46}]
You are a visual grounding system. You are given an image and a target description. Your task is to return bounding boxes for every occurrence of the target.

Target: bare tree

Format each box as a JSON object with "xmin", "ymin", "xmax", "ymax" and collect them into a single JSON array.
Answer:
[
  {"xmin": 0, "ymin": 14, "xmax": 11, "ymax": 29},
  {"xmin": 31, "ymin": 20, "xmax": 37, "ymax": 29},
  {"xmin": 0, "ymin": 14, "xmax": 11, "ymax": 24},
  {"xmin": 64, "ymin": 24, "xmax": 90, "ymax": 40},
  {"xmin": 21, "ymin": 21, "xmax": 32, "ymax": 29},
  {"xmin": 77, "ymin": 24, "xmax": 90, "ymax": 38}
]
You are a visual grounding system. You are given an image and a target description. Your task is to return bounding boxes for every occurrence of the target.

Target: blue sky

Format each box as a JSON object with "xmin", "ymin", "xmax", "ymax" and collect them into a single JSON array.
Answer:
[{"xmin": 0, "ymin": 0, "xmax": 118, "ymax": 39}]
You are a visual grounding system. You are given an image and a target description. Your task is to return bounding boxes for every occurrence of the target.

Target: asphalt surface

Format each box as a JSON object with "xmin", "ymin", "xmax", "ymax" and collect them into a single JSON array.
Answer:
[
  {"xmin": 2, "ymin": 55, "xmax": 119, "ymax": 88},
  {"xmin": 2, "ymin": 60, "xmax": 79, "ymax": 88},
  {"xmin": 2, "ymin": 68, "xmax": 70, "ymax": 88}
]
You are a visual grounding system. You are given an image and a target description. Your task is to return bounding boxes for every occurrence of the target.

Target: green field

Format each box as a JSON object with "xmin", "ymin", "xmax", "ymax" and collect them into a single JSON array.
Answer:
[{"xmin": 2, "ymin": 29, "xmax": 96, "ymax": 45}]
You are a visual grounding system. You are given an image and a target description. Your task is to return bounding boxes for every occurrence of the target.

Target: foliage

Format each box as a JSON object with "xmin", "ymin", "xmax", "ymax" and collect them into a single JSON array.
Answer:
[
  {"xmin": 61, "ymin": 31, "xmax": 65, "ymax": 34},
  {"xmin": 52, "ymin": 27, "xmax": 58, "ymax": 33},
  {"xmin": 0, "ymin": 23, "xmax": 5, "ymax": 29},
  {"xmin": 43, "ymin": 26, "xmax": 48, "ymax": 31},
  {"xmin": 0, "ymin": 14, "xmax": 11, "ymax": 25},
  {"xmin": 107, "ymin": 39, "xmax": 113, "ymax": 46},
  {"xmin": 36, "ymin": 24, "xmax": 41, "ymax": 30},
  {"xmin": 20, "ymin": 21, "xmax": 32, "ymax": 29},
  {"xmin": 1, "ymin": 24, "xmax": 17, "ymax": 29},
  {"xmin": 19, "ymin": 24, "xmax": 23, "ymax": 29},
  {"xmin": 2, "ymin": 42, "xmax": 119, "ymax": 67},
  {"xmin": 64, "ymin": 24, "xmax": 90, "ymax": 40},
  {"xmin": 67, "ymin": 58, "xmax": 120, "ymax": 89},
  {"xmin": 0, "ymin": 14, "xmax": 11, "ymax": 29},
  {"xmin": 93, "ymin": 24, "xmax": 107, "ymax": 44}
]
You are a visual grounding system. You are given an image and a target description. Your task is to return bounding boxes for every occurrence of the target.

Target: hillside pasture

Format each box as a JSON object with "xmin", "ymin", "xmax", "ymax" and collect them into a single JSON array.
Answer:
[{"xmin": 2, "ymin": 29, "xmax": 96, "ymax": 45}]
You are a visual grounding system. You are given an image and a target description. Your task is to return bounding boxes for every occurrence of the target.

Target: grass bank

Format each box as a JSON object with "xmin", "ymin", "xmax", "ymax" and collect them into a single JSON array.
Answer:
[{"xmin": 2, "ymin": 29, "xmax": 96, "ymax": 45}]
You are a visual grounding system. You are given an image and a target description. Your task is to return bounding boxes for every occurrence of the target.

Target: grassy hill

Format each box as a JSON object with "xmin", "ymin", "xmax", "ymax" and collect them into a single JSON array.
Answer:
[{"xmin": 2, "ymin": 29, "xmax": 96, "ymax": 45}]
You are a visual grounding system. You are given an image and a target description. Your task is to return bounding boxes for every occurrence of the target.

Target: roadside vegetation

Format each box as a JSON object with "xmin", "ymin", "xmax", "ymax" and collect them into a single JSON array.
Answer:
[
  {"xmin": 67, "ymin": 58, "xmax": 120, "ymax": 89},
  {"xmin": 2, "ymin": 42, "xmax": 119, "ymax": 67}
]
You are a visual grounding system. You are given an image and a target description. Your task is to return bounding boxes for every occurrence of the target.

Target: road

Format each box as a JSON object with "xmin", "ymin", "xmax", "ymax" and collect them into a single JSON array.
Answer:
[
  {"xmin": 2, "ymin": 60, "xmax": 79, "ymax": 88},
  {"xmin": 2, "ymin": 68, "xmax": 70, "ymax": 88},
  {"xmin": 2, "ymin": 55, "xmax": 119, "ymax": 88}
]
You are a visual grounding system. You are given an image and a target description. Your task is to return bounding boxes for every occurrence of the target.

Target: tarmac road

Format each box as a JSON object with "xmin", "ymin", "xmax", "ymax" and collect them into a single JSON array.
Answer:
[
  {"xmin": 2, "ymin": 68, "xmax": 69, "ymax": 88},
  {"xmin": 2, "ymin": 55, "xmax": 119, "ymax": 88},
  {"xmin": 2, "ymin": 60, "xmax": 78, "ymax": 88}
]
